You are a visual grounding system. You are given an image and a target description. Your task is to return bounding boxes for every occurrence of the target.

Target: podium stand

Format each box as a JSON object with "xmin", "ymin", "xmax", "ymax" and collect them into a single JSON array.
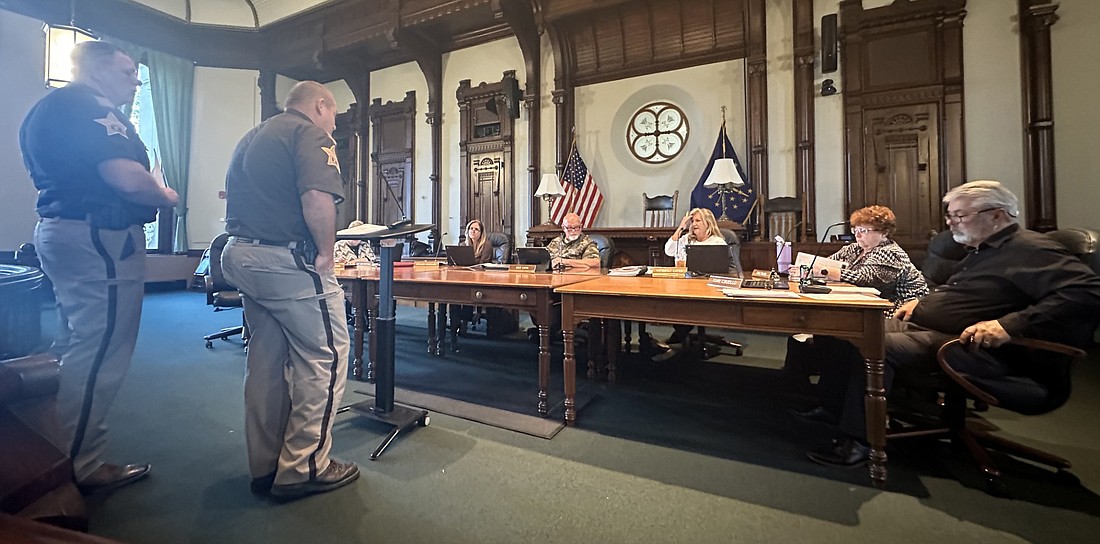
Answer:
[{"xmin": 337, "ymin": 223, "xmax": 432, "ymax": 459}]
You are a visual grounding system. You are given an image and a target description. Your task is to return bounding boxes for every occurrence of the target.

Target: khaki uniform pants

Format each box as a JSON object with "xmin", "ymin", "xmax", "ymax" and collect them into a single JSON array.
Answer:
[
  {"xmin": 220, "ymin": 240, "xmax": 349, "ymax": 484},
  {"xmin": 34, "ymin": 219, "xmax": 146, "ymax": 481}
]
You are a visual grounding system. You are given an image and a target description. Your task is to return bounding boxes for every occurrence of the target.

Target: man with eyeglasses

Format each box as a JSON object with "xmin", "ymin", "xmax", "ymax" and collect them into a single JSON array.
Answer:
[
  {"xmin": 806, "ymin": 180, "xmax": 1100, "ymax": 468},
  {"xmin": 546, "ymin": 212, "xmax": 601, "ymax": 270}
]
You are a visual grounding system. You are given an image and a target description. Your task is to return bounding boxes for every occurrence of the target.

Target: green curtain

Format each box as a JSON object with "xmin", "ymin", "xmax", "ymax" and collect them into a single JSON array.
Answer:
[
  {"xmin": 104, "ymin": 37, "xmax": 194, "ymax": 253},
  {"xmin": 145, "ymin": 50, "xmax": 194, "ymax": 254}
]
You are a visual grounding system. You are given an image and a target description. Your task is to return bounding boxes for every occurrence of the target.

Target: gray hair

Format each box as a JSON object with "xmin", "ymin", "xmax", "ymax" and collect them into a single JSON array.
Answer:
[
  {"xmin": 943, "ymin": 180, "xmax": 1019, "ymax": 221},
  {"xmin": 71, "ymin": 41, "xmax": 128, "ymax": 79}
]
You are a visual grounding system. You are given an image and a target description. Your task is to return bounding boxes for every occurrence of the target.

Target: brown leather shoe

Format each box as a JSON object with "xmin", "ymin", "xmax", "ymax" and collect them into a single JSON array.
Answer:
[
  {"xmin": 270, "ymin": 460, "xmax": 360, "ymax": 499},
  {"xmin": 78, "ymin": 463, "xmax": 151, "ymax": 494}
]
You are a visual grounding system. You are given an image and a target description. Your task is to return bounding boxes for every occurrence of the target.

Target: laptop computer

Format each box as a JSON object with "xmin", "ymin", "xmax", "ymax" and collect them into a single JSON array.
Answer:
[
  {"xmin": 516, "ymin": 246, "xmax": 552, "ymax": 270},
  {"xmin": 445, "ymin": 245, "xmax": 478, "ymax": 266},
  {"xmin": 686, "ymin": 244, "xmax": 732, "ymax": 276}
]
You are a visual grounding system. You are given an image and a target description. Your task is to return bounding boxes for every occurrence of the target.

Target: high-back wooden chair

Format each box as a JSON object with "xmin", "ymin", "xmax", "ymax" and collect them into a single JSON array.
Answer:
[
  {"xmin": 643, "ymin": 191, "xmax": 678, "ymax": 227},
  {"xmin": 764, "ymin": 196, "xmax": 803, "ymax": 241}
]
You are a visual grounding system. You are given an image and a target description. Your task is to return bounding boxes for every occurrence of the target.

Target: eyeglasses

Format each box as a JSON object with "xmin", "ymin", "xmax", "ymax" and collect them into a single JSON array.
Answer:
[
  {"xmin": 563, "ymin": 225, "xmax": 582, "ymax": 231},
  {"xmin": 852, "ymin": 227, "xmax": 877, "ymax": 235},
  {"xmin": 944, "ymin": 207, "xmax": 1000, "ymax": 223}
]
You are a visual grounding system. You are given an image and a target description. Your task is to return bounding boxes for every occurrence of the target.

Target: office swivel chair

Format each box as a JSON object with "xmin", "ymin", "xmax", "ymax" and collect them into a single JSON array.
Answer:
[
  {"xmin": 203, "ymin": 233, "xmax": 248, "ymax": 349},
  {"xmin": 683, "ymin": 228, "xmax": 745, "ymax": 358},
  {"xmin": 891, "ymin": 227, "xmax": 1100, "ymax": 494}
]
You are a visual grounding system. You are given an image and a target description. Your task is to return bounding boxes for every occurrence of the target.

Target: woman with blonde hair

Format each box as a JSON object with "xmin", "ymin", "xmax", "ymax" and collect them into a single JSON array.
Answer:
[{"xmin": 664, "ymin": 207, "xmax": 726, "ymax": 265}]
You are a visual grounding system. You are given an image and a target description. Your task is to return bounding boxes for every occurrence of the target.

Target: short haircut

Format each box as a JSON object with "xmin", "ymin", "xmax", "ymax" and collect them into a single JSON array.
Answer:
[
  {"xmin": 71, "ymin": 41, "xmax": 128, "ymax": 77},
  {"xmin": 943, "ymin": 180, "xmax": 1019, "ymax": 221},
  {"xmin": 285, "ymin": 81, "xmax": 331, "ymax": 109},
  {"xmin": 348, "ymin": 220, "xmax": 365, "ymax": 228},
  {"xmin": 849, "ymin": 205, "xmax": 897, "ymax": 237},
  {"xmin": 561, "ymin": 213, "xmax": 582, "ymax": 228}
]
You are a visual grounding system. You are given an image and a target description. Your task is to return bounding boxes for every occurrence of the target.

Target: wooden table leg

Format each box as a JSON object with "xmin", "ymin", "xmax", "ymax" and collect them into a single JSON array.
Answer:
[
  {"xmin": 563, "ymin": 327, "xmax": 576, "ymax": 426},
  {"xmin": 351, "ymin": 281, "xmax": 365, "ymax": 380},
  {"xmin": 865, "ymin": 356, "xmax": 888, "ymax": 487},
  {"xmin": 587, "ymin": 318, "xmax": 600, "ymax": 380},
  {"xmin": 606, "ymin": 319, "xmax": 620, "ymax": 384},
  {"xmin": 427, "ymin": 302, "xmax": 437, "ymax": 355},
  {"xmin": 537, "ymin": 324, "xmax": 550, "ymax": 416}
]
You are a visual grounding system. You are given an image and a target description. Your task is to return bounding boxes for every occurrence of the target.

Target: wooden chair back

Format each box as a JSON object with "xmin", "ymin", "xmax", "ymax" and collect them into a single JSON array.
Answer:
[{"xmin": 643, "ymin": 191, "xmax": 678, "ymax": 227}]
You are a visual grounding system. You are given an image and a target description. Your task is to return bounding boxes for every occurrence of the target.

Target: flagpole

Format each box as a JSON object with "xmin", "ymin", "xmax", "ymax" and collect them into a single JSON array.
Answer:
[{"xmin": 563, "ymin": 128, "xmax": 579, "ymax": 215}]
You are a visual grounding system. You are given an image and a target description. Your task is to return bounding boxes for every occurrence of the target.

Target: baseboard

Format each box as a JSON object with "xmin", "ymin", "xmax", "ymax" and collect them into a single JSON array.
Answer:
[{"xmin": 145, "ymin": 254, "xmax": 200, "ymax": 284}]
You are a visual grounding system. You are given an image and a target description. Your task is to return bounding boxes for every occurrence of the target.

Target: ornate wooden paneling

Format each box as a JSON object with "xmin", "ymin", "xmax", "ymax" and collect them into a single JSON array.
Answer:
[
  {"xmin": 458, "ymin": 72, "xmax": 521, "ymax": 247},
  {"xmin": 368, "ymin": 92, "xmax": 417, "ymax": 227},
  {"xmin": 839, "ymin": 0, "xmax": 966, "ymax": 249},
  {"xmin": 792, "ymin": 0, "xmax": 816, "ymax": 242},
  {"xmin": 553, "ymin": 0, "xmax": 748, "ymax": 87}
]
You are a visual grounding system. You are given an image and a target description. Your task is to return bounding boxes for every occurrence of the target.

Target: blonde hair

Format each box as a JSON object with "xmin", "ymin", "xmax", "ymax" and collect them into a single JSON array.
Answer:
[{"xmin": 688, "ymin": 208, "xmax": 722, "ymax": 242}]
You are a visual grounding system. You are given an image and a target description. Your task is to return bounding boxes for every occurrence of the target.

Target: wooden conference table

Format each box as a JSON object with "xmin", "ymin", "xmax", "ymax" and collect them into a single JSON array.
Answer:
[
  {"xmin": 555, "ymin": 275, "xmax": 895, "ymax": 486},
  {"xmin": 335, "ymin": 265, "xmax": 600, "ymax": 415}
]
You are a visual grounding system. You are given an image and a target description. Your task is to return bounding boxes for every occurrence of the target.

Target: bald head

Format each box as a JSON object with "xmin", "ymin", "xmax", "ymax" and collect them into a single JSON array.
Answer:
[{"xmin": 285, "ymin": 81, "xmax": 338, "ymax": 135}]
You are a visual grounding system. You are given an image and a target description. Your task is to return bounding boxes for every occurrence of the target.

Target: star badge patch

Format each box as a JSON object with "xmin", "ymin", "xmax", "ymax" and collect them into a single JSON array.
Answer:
[
  {"xmin": 322, "ymin": 144, "xmax": 340, "ymax": 173},
  {"xmin": 94, "ymin": 111, "xmax": 129, "ymax": 138}
]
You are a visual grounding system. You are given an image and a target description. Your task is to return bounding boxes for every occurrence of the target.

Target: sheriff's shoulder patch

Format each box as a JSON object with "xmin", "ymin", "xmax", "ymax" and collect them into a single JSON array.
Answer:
[
  {"xmin": 322, "ymin": 144, "xmax": 340, "ymax": 173},
  {"xmin": 94, "ymin": 111, "xmax": 128, "ymax": 138}
]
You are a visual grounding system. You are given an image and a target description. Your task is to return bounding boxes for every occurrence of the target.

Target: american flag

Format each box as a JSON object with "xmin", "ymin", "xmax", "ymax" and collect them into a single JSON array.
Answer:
[{"xmin": 549, "ymin": 146, "xmax": 603, "ymax": 228}]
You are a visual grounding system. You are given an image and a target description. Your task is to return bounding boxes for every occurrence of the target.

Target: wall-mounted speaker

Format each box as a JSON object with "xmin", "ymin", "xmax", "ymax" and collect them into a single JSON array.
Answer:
[
  {"xmin": 505, "ymin": 78, "xmax": 522, "ymax": 119},
  {"xmin": 821, "ymin": 14, "xmax": 838, "ymax": 74}
]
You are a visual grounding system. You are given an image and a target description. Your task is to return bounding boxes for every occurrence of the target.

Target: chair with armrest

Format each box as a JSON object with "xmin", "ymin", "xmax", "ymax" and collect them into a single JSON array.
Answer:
[
  {"xmin": 203, "ymin": 233, "xmax": 249, "ymax": 349},
  {"xmin": 683, "ymin": 228, "xmax": 745, "ymax": 358},
  {"xmin": 891, "ymin": 226, "xmax": 1100, "ymax": 494},
  {"xmin": 461, "ymin": 232, "xmax": 518, "ymax": 342},
  {"xmin": 643, "ymin": 191, "xmax": 678, "ymax": 227},
  {"xmin": 486, "ymin": 232, "xmax": 511, "ymax": 264},
  {"xmin": 889, "ymin": 337, "xmax": 1085, "ymax": 495},
  {"xmin": 586, "ymin": 233, "xmax": 615, "ymax": 269},
  {"xmin": 0, "ymin": 353, "xmax": 86, "ymax": 531}
]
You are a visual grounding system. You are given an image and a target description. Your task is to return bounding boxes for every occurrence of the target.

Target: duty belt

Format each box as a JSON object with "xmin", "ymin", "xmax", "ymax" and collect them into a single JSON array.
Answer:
[{"xmin": 228, "ymin": 236, "xmax": 302, "ymax": 249}]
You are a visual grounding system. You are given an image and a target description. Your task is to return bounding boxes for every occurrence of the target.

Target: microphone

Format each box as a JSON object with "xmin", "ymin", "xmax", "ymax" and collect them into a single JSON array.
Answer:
[
  {"xmin": 800, "ymin": 221, "xmax": 847, "ymax": 294},
  {"xmin": 383, "ymin": 177, "xmax": 410, "ymax": 228}
]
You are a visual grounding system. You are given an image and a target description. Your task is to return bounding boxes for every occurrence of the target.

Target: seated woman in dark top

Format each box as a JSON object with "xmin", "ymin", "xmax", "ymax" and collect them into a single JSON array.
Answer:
[
  {"xmin": 441, "ymin": 220, "xmax": 493, "ymax": 353},
  {"xmin": 786, "ymin": 205, "xmax": 928, "ymax": 423}
]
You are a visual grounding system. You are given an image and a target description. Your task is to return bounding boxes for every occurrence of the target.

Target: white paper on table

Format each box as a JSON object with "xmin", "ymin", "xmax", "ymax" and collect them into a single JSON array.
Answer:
[
  {"xmin": 792, "ymin": 252, "xmax": 849, "ymax": 279},
  {"xmin": 799, "ymin": 292, "xmax": 883, "ymax": 302},
  {"xmin": 827, "ymin": 285, "xmax": 881, "ymax": 296},
  {"xmin": 337, "ymin": 223, "xmax": 389, "ymax": 237},
  {"xmin": 721, "ymin": 288, "xmax": 801, "ymax": 299}
]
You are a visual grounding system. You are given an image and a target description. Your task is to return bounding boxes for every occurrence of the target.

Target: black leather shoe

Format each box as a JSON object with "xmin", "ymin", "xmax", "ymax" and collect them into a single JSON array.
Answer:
[
  {"xmin": 789, "ymin": 406, "xmax": 839, "ymax": 425},
  {"xmin": 78, "ymin": 463, "xmax": 151, "ymax": 494},
  {"xmin": 270, "ymin": 460, "xmax": 360, "ymax": 499},
  {"xmin": 250, "ymin": 473, "xmax": 275, "ymax": 496},
  {"xmin": 806, "ymin": 438, "xmax": 870, "ymax": 468}
]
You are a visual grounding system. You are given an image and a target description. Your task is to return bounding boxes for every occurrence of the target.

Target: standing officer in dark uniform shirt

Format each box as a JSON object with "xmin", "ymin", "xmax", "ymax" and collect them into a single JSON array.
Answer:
[
  {"xmin": 805, "ymin": 180, "xmax": 1100, "ymax": 467},
  {"xmin": 20, "ymin": 41, "xmax": 179, "ymax": 493},
  {"xmin": 220, "ymin": 81, "xmax": 357, "ymax": 499}
]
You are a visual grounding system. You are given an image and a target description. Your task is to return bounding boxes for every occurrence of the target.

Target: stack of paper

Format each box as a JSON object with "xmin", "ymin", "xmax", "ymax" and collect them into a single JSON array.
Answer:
[{"xmin": 337, "ymin": 223, "xmax": 389, "ymax": 237}]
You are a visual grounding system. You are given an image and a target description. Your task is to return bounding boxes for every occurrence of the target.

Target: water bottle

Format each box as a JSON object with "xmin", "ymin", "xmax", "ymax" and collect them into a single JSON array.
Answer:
[{"xmin": 776, "ymin": 241, "xmax": 792, "ymax": 275}]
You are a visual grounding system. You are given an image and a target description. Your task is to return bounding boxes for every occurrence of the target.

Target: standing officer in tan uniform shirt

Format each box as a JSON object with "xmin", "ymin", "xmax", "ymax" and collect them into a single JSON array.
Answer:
[{"xmin": 220, "ymin": 81, "xmax": 357, "ymax": 499}]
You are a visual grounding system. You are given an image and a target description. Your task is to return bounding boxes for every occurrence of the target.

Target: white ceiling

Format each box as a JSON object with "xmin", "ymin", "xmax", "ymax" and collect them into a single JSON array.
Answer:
[{"xmin": 128, "ymin": 0, "xmax": 338, "ymax": 28}]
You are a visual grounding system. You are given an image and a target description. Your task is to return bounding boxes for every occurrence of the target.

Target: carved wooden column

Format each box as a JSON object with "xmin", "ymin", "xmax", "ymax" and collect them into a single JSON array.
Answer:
[
  {"xmin": 497, "ymin": 0, "xmax": 543, "ymax": 226},
  {"xmin": 1019, "ymin": 0, "xmax": 1060, "ymax": 232},
  {"xmin": 793, "ymin": 0, "xmax": 816, "ymax": 242},
  {"xmin": 746, "ymin": 0, "xmax": 769, "ymax": 240},
  {"xmin": 343, "ymin": 72, "xmax": 371, "ymax": 221},
  {"xmin": 258, "ymin": 69, "xmax": 279, "ymax": 121}
]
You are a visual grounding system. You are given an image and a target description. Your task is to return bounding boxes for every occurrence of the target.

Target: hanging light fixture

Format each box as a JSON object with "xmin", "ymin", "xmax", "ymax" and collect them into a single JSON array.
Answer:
[{"xmin": 44, "ymin": 1, "xmax": 96, "ymax": 88}]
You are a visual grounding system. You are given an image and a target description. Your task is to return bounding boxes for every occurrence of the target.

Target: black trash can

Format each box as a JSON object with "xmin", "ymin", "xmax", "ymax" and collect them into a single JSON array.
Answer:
[{"xmin": 0, "ymin": 264, "xmax": 45, "ymax": 359}]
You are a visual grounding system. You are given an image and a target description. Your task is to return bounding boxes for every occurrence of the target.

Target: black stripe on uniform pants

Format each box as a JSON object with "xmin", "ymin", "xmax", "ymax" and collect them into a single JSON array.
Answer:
[
  {"xmin": 71, "ymin": 226, "xmax": 119, "ymax": 462},
  {"xmin": 292, "ymin": 251, "xmax": 341, "ymax": 480}
]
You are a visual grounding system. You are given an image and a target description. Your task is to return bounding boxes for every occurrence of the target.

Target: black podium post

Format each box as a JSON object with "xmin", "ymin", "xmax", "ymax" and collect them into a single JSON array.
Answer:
[{"xmin": 338, "ymin": 224, "xmax": 432, "ymax": 459}]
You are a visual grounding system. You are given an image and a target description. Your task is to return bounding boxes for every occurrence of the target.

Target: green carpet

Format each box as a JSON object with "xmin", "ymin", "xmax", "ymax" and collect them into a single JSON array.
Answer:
[{"xmin": 40, "ymin": 289, "xmax": 1100, "ymax": 543}]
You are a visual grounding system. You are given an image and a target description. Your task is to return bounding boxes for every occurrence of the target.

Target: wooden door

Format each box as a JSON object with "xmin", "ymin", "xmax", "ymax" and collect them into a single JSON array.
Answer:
[{"xmin": 863, "ymin": 104, "xmax": 941, "ymax": 247}]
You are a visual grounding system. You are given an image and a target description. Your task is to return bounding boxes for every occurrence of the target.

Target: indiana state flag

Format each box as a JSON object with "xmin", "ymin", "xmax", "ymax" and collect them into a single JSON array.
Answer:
[{"xmin": 690, "ymin": 127, "xmax": 756, "ymax": 224}]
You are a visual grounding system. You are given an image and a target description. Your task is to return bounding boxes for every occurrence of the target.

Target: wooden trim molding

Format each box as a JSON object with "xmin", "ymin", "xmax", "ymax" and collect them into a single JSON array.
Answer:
[
  {"xmin": 745, "ymin": 0, "xmax": 769, "ymax": 240},
  {"xmin": 1019, "ymin": 0, "xmax": 1060, "ymax": 232},
  {"xmin": 793, "ymin": 0, "xmax": 816, "ymax": 242}
]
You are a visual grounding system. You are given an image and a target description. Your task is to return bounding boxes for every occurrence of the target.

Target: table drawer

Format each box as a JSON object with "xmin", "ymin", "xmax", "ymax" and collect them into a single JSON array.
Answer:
[
  {"xmin": 468, "ymin": 288, "xmax": 538, "ymax": 308},
  {"xmin": 743, "ymin": 306, "xmax": 866, "ymax": 334}
]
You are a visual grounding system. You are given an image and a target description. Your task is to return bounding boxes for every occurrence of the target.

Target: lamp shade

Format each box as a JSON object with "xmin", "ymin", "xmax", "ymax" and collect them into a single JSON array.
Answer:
[
  {"xmin": 534, "ymin": 173, "xmax": 565, "ymax": 197},
  {"xmin": 45, "ymin": 24, "xmax": 95, "ymax": 88},
  {"xmin": 702, "ymin": 158, "xmax": 744, "ymax": 187}
]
